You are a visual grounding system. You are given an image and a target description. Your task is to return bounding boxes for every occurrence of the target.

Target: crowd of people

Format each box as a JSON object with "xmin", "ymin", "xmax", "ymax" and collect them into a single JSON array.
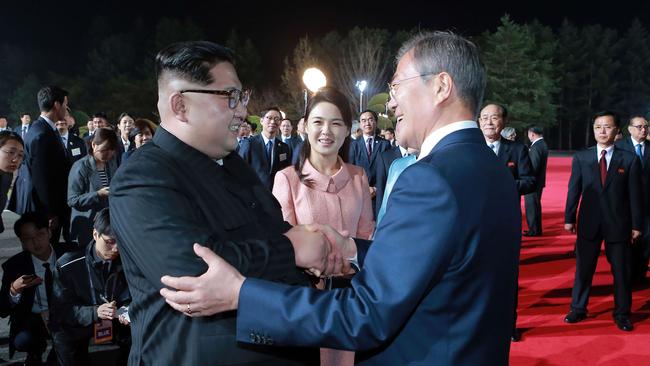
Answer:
[{"xmin": 0, "ymin": 30, "xmax": 647, "ymax": 366}]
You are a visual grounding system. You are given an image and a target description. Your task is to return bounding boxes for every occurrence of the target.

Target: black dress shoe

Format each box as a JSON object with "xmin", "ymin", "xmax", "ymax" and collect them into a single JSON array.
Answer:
[
  {"xmin": 511, "ymin": 328, "xmax": 521, "ymax": 342},
  {"xmin": 564, "ymin": 311, "xmax": 586, "ymax": 323},
  {"xmin": 522, "ymin": 231, "xmax": 541, "ymax": 237},
  {"xmin": 614, "ymin": 316, "xmax": 634, "ymax": 332}
]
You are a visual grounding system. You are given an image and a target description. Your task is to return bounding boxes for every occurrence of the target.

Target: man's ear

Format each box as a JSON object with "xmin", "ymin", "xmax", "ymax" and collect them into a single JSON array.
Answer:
[
  {"xmin": 433, "ymin": 72, "xmax": 453, "ymax": 104},
  {"xmin": 170, "ymin": 92, "xmax": 189, "ymax": 123}
]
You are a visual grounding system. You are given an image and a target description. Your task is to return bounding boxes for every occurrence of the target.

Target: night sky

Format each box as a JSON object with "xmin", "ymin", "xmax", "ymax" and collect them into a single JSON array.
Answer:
[{"xmin": 2, "ymin": 0, "xmax": 649, "ymax": 81}]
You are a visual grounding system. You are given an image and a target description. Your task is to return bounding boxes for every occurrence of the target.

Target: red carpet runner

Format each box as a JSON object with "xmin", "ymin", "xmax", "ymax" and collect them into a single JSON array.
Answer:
[{"xmin": 510, "ymin": 156, "xmax": 650, "ymax": 365}]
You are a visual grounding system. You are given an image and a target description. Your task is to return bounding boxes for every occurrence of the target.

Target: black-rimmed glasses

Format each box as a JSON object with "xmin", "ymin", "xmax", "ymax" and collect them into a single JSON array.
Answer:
[{"xmin": 180, "ymin": 88, "xmax": 251, "ymax": 109}]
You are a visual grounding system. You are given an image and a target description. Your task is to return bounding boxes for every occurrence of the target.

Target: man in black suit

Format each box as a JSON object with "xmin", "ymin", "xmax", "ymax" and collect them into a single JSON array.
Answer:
[
  {"xmin": 239, "ymin": 107, "xmax": 292, "ymax": 190},
  {"xmin": 109, "ymin": 41, "xmax": 342, "ymax": 365},
  {"xmin": 81, "ymin": 120, "xmax": 94, "ymax": 140},
  {"xmin": 0, "ymin": 212, "xmax": 70, "ymax": 365},
  {"xmin": 55, "ymin": 119, "xmax": 87, "ymax": 166},
  {"xmin": 280, "ymin": 118, "xmax": 302, "ymax": 156},
  {"xmin": 84, "ymin": 113, "xmax": 110, "ymax": 145},
  {"xmin": 20, "ymin": 113, "xmax": 32, "ymax": 139},
  {"xmin": 348, "ymin": 109, "xmax": 391, "ymax": 212},
  {"xmin": 479, "ymin": 103, "xmax": 535, "ymax": 341},
  {"xmin": 0, "ymin": 116, "xmax": 12, "ymax": 132},
  {"xmin": 10, "ymin": 86, "xmax": 72, "ymax": 246},
  {"xmin": 615, "ymin": 115, "xmax": 650, "ymax": 284},
  {"xmin": 564, "ymin": 110, "xmax": 643, "ymax": 332},
  {"xmin": 524, "ymin": 126, "xmax": 549, "ymax": 237},
  {"xmin": 479, "ymin": 103, "xmax": 536, "ymax": 196}
]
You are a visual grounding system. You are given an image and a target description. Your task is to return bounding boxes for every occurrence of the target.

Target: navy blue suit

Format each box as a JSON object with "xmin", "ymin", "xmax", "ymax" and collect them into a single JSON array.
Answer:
[
  {"xmin": 374, "ymin": 146, "xmax": 403, "ymax": 218},
  {"xmin": 239, "ymin": 134, "xmax": 292, "ymax": 190},
  {"xmin": 349, "ymin": 135, "xmax": 391, "ymax": 213},
  {"xmin": 236, "ymin": 127, "xmax": 521, "ymax": 365}
]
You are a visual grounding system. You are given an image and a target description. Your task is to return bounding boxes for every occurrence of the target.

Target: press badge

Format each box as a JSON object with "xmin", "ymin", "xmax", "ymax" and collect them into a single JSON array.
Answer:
[
  {"xmin": 71, "ymin": 148, "xmax": 81, "ymax": 156},
  {"xmin": 279, "ymin": 153, "xmax": 287, "ymax": 162},
  {"xmin": 93, "ymin": 319, "xmax": 113, "ymax": 344}
]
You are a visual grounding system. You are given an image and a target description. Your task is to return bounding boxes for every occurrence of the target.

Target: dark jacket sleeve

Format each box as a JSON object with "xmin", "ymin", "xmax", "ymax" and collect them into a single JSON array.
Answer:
[
  {"xmin": 67, "ymin": 159, "xmax": 104, "ymax": 211},
  {"xmin": 29, "ymin": 133, "xmax": 60, "ymax": 216},
  {"xmin": 515, "ymin": 145, "xmax": 536, "ymax": 195},
  {"xmin": 52, "ymin": 261, "xmax": 98, "ymax": 327},
  {"xmin": 565, "ymin": 154, "xmax": 583, "ymax": 224},
  {"xmin": 0, "ymin": 262, "xmax": 16, "ymax": 318},
  {"xmin": 629, "ymin": 156, "xmax": 644, "ymax": 231},
  {"xmin": 109, "ymin": 151, "xmax": 299, "ymax": 292}
]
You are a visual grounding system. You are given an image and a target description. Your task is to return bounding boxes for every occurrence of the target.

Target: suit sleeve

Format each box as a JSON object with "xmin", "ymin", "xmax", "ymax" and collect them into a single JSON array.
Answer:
[
  {"xmin": 348, "ymin": 140, "xmax": 358, "ymax": 166},
  {"xmin": 565, "ymin": 154, "xmax": 583, "ymax": 224},
  {"xmin": 52, "ymin": 264, "xmax": 98, "ymax": 327},
  {"xmin": 356, "ymin": 169, "xmax": 375, "ymax": 240},
  {"xmin": 0, "ymin": 263, "xmax": 17, "ymax": 318},
  {"xmin": 67, "ymin": 161, "xmax": 103, "ymax": 211},
  {"xmin": 528, "ymin": 145, "xmax": 542, "ymax": 176},
  {"xmin": 629, "ymin": 156, "xmax": 644, "ymax": 231},
  {"xmin": 515, "ymin": 145, "xmax": 536, "ymax": 195},
  {"xmin": 236, "ymin": 163, "xmax": 459, "ymax": 350},
  {"xmin": 373, "ymin": 155, "xmax": 388, "ymax": 218},
  {"xmin": 272, "ymin": 170, "xmax": 298, "ymax": 226},
  {"xmin": 110, "ymin": 154, "xmax": 299, "ymax": 291},
  {"xmin": 29, "ymin": 133, "xmax": 60, "ymax": 216}
]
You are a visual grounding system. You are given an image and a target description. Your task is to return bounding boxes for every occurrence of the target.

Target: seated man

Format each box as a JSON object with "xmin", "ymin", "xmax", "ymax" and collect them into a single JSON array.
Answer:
[
  {"xmin": 0, "ymin": 212, "xmax": 70, "ymax": 365},
  {"xmin": 52, "ymin": 208, "xmax": 131, "ymax": 365}
]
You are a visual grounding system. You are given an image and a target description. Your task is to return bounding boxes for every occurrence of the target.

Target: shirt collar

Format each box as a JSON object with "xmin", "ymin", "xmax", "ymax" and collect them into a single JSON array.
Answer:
[
  {"xmin": 261, "ymin": 133, "xmax": 275, "ymax": 146},
  {"xmin": 631, "ymin": 136, "xmax": 645, "ymax": 146},
  {"xmin": 60, "ymin": 132, "xmax": 69, "ymax": 139},
  {"xmin": 398, "ymin": 146, "xmax": 408, "ymax": 157},
  {"xmin": 531, "ymin": 137, "xmax": 544, "ymax": 146},
  {"xmin": 41, "ymin": 115, "xmax": 57, "ymax": 131},
  {"xmin": 31, "ymin": 246, "xmax": 56, "ymax": 267},
  {"xmin": 418, "ymin": 121, "xmax": 479, "ymax": 161},
  {"xmin": 363, "ymin": 135, "xmax": 374, "ymax": 144},
  {"xmin": 597, "ymin": 144, "xmax": 614, "ymax": 157},
  {"xmin": 302, "ymin": 157, "xmax": 350, "ymax": 193}
]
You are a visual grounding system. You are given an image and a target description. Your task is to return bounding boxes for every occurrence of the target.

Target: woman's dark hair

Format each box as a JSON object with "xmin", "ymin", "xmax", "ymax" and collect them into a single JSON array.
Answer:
[
  {"xmin": 0, "ymin": 131, "xmax": 24, "ymax": 149},
  {"xmin": 294, "ymin": 86, "xmax": 352, "ymax": 187},
  {"xmin": 88, "ymin": 128, "xmax": 119, "ymax": 154},
  {"xmin": 128, "ymin": 118, "xmax": 157, "ymax": 141},
  {"xmin": 117, "ymin": 112, "xmax": 134, "ymax": 125}
]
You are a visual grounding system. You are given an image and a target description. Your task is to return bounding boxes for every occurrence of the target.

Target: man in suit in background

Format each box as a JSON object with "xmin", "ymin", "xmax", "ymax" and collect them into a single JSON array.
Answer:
[
  {"xmin": 280, "ymin": 118, "xmax": 302, "ymax": 157},
  {"xmin": 20, "ymin": 113, "xmax": 32, "ymax": 139},
  {"xmin": 384, "ymin": 127, "xmax": 396, "ymax": 147},
  {"xmin": 110, "ymin": 41, "xmax": 340, "ymax": 365},
  {"xmin": 564, "ymin": 110, "xmax": 643, "ymax": 332},
  {"xmin": 0, "ymin": 212, "xmax": 70, "ymax": 365},
  {"xmin": 161, "ymin": 31, "xmax": 521, "ymax": 366},
  {"xmin": 84, "ymin": 113, "xmax": 110, "ymax": 145},
  {"xmin": 239, "ymin": 107, "xmax": 292, "ymax": 190},
  {"xmin": 56, "ymin": 117, "xmax": 87, "ymax": 166},
  {"xmin": 524, "ymin": 126, "xmax": 549, "ymax": 237},
  {"xmin": 81, "ymin": 120, "xmax": 94, "ymax": 140},
  {"xmin": 0, "ymin": 117, "xmax": 12, "ymax": 132},
  {"xmin": 10, "ymin": 86, "xmax": 71, "ymax": 246},
  {"xmin": 348, "ymin": 109, "xmax": 391, "ymax": 213},
  {"xmin": 615, "ymin": 115, "xmax": 650, "ymax": 284}
]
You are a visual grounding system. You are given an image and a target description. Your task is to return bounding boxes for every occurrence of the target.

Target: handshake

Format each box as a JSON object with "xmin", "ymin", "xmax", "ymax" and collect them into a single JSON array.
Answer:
[{"xmin": 159, "ymin": 224, "xmax": 357, "ymax": 317}]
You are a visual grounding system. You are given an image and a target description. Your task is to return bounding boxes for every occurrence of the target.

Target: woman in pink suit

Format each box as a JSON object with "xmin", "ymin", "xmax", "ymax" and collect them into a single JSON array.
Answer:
[{"xmin": 272, "ymin": 87, "xmax": 374, "ymax": 366}]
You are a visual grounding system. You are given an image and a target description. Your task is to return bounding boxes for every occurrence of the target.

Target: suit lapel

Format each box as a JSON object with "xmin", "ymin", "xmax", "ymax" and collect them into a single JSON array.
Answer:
[{"xmin": 604, "ymin": 149, "xmax": 622, "ymax": 190}]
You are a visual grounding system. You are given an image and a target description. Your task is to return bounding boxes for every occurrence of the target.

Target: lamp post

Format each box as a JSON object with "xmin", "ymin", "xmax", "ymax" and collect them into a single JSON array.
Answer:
[
  {"xmin": 355, "ymin": 80, "xmax": 367, "ymax": 114},
  {"xmin": 302, "ymin": 68, "xmax": 327, "ymax": 115}
]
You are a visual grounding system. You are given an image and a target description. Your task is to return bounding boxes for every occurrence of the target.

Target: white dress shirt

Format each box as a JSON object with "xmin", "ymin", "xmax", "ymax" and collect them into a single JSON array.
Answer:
[
  {"xmin": 418, "ymin": 121, "xmax": 480, "ymax": 161},
  {"xmin": 596, "ymin": 144, "xmax": 614, "ymax": 170}
]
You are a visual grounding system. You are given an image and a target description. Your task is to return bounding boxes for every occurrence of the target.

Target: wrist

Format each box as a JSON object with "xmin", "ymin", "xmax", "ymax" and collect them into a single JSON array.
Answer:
[
  {"xmin": 344, "ymin": 237, "xmax": 357, "ymax": 259},
  {"xmin": 9, "ymin": 283, "xmax": 19, "ymax": 295}
]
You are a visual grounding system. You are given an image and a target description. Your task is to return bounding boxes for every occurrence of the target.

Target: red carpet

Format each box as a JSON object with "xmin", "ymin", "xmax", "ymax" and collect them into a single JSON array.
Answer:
[{"xmin": 510, "ymin": 156, "xmax": 650, "ymax": 365}]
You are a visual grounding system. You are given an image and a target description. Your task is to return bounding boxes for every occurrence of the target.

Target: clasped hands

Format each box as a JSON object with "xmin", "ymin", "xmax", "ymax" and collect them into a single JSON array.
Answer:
[{"xmin": 159, "ymin": 224, "xmax": 356, "ymax": 317}]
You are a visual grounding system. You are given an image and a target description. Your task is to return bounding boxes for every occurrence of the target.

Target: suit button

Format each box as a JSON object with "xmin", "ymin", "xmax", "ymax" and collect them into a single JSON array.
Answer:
[{"xmin": 251, "ymin": 202, "xmax": 257, "ymax": 208}]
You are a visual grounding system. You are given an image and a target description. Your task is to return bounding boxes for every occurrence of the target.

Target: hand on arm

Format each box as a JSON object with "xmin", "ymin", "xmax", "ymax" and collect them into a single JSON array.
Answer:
[{"xmin": 97, "ymin": 301, "xmax": 117, "ymax": 320}]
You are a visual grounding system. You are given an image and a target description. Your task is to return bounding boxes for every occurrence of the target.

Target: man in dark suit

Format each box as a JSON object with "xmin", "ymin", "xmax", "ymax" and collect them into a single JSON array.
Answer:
[
  {"xmin": 110, "ymin": 41, "xmax": 339, "ymax": 365},
  {"xmin": 161, "ymin": 32, "xmax": 521, "ymax": 366},
  {"xmin": 479, "ymin": 103, "xmax": 535, "ymax": 341},
  {"xmin": 81, "ymin": 120, "xmax": 94, "ymax": 140},
  {"xmin": 524, "ymin": 126, "xmax": 549, "ymax": 236},
  {"xmin": 280, "ymin": 118, "xmax": 302, "ymax": 157},
  {"xmin": 55, "ymin": 119, "xmax": 87, "ymax": 166},
  {"xmin": 616, "ymin": 115, "xmax": 650, "ymax": 284},
  {"xmin": 0, "ymin": 212, "xmax": 71, "ymax": 365},
  {"xmin": 84, "ymin": 113, "xmax": 110, "ymax": 146},
  {"xmin": 10, "ymin": 86, "xmax": 72, "ymax": 246},
  {"xmin": 0, "ymin": 116, "xmax": 12, "ymax": 132},
  {"xmin": 239, "ymin": 107, "xmax": 292, "ymax": 190},
  {"xmin": 20, "ymin": 113, "xmax": 32, "ymax": 139},
  {"xmin": 564, "ymin": 110, "xmax": 643, "ymax": 332},
  {"xmin": 348, "ymin": 109, "xmax": 391, "ymax": 212}
]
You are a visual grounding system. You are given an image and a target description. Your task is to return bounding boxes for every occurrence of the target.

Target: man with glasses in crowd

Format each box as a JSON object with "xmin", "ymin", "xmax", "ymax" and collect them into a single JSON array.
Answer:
[
  {"xmin": 239, "ymin": 107, "xmax": 292, "ymax": 190},
  {"xmin": 110, "ymin": 41, "xmax": 342, "ymax": 365},
  {"xmin": 616, "ymin": 115, "xmax": 650, "ymax": 284}
]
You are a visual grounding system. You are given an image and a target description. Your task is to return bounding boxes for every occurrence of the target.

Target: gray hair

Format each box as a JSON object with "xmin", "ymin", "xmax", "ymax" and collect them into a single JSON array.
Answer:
[
  {"xmin": 396, "ymin": 31, "xmax": 486, "ymax": 117},
  {"xmin": 501, "ymin": 127, "xmax": 516, "ymax": 140}
]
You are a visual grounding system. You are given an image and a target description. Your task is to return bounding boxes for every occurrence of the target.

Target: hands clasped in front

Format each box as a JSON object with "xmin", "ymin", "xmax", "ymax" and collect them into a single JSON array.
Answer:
[{"xmin": 159, "ymin": 224, "xmax": 357, "ymax": 317}]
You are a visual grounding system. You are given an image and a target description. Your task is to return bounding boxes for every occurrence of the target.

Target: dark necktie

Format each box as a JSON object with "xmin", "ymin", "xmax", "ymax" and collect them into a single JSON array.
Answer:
[
  {"xmin": 599, "ymin": 149, "xmax": 607, "ymax": 186},
  {"xmin": 366, "ymin": 137, "xmax": 373, "ymax": 157},
  {"xmin": 22, "ymin": 125, "xmax": 28, "ymax": 139},
  {"xmin": 42, "ymin": 263, "xmax": 53, "ymax": 307},
  {"xmin": 635, "ymin": 144, "xmax": 644, "ymax": 166},
  {"xmin": 61, "ymin": 136, "xmax": 68, "ymax": 156},
  {"xmin": 265, "ymin": 140, "xmax": 273, "ymax": 170}
]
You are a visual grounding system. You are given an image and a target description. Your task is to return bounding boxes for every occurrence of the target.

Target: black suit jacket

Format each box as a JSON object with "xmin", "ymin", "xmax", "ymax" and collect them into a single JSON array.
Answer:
[
  {"xmin": 0, "ymin": 245, "xmax": 71, "ymax": 356},
  {"xmin": 239, "ymin": 134, "xmax": 292, "ymax": 190},
  {"xmin": 10, "ymin": 117, "xmax": 70, "ymax": 217},
  {"xmin": 109, "ymin": 128, "xmax": 314, "ymax": 365},
  {"xmin": 565, "ymin": 146, "xmax": 643, "ymax": 242},
  {"xmin": 497, "ymin": 138, "xmax": 536, "ymax": 195},
  {"xmin": 115, "ymin": 138, "xmax": 135, "ymax": 166},
  {"xmin": 348, "ymin": 135, "xmax": 391, "ymax": 188},
  {"xmin": 374, "ymin": 146, "xmax": 403, "ymax": 218},
  {"xmin": 529, "ymin": 138, "xmax": 549, "ymax": 189},
  {"xmin": 64, "ymin": 133, "xmax": 88, "ymax": 166},
  {"xmin": 616, "ymin": 138, "xmax": 650, "ymax": 211}
]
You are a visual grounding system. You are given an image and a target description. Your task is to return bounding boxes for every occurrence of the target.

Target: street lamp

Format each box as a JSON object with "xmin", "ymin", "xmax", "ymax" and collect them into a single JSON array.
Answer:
[
  {"xmin": 356, "ymin": 80, "xmax": 367, "ymax": 114},
  {"xmin": 302, "ymin": 68, "xmax": 327, "ymax": 115}
]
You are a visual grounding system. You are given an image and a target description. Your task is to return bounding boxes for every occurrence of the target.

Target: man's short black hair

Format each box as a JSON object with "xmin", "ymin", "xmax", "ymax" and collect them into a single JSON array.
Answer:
[
  {"xmin": 528, "ymin": 126, "xmax": 543, "ymax": 135},
  {"xmin": 93, "ymin": 112, "xmax": 108, "ymax": 121},
  {"xmin": 593, "ymin": 110, "xmax": 620, "ymax": 128},
  {"xmin": 360, "ymin": 109, "xmax": 378, "ymax": 121},
  {"xmin": 385, "ymin": 127, "xmax": 395, "ymax": 134},
  {"xmin": 20, "ymin": 112, "xmax": 31, "ymax": 118},
  {"xmin": 155, "ymin": 41, "xmax": 235, "ymax": 86},
  {"xmin": 14, "ymin": 212, "xmax": 49, "ymax": 238},
  {"xmin": 37, "ymin": 86, "xmax": 68, "ymax": 112},
  {"xmin": 93, "ymin": 207, "xmax": 114, "ymax": 237},
  {"xmin": 261, "ymin": 107, "xmax": 282, "ymax": 118}
]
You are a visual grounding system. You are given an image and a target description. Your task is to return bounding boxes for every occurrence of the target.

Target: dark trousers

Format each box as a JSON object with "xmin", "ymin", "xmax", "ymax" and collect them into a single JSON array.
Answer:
[
  {"xmin": 524, "ymin": 187, "xmax": 543, "ymax": 235},
  {"xmin": 52, "ymin": 331, "xmax": 90, "ymax": 366},
  {"xmin": 631, "ymin": 217, "xmax": 650, "ymax": 283},
  {"xmin": 12, "ymin": 313, "xmax": 48, "ymax": 360},
  {"xmin": 570, "ymin": 235, "xmax": 631, "ymax": 317}
]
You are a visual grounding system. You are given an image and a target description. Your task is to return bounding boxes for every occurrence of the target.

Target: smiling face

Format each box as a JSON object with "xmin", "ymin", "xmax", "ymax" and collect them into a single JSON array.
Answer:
[
  {"xmin": 479, "ymin": 104, "xmax": 505, "ymax": 141},
  {"xmin": 359, "ymin": 112, "xmax": 376, "ymax": 137},
  {"xmin": 261, "ymin": 110, "xmax": 282, "ymax": 138},
  {"xmin": 280, "ymin": 119, "xmax": 293, "ymax": 137},
  {"xmin": 306, "ymin": 102, "xmax": 349, "ymax": 159}
]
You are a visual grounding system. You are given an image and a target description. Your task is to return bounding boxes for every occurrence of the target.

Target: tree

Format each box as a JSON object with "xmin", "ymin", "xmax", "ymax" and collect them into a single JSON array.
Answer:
[
  {"xmin": 226, "ymin": 30, "xmax": 263, "ymax": 90},
  {"xmin": 8, "ymin": 74, "xmax": 41, "ymax": 127},
  {"xmin": 280, "ymin": 36, "xmax": 320, "ymax": 119},
  {"xmin": 480, "ymin": 15, "xmax": 558, "ymax": 133},
  {"xmin": 617, "ymin": 19, "xmax": 650, "ymax": 117}
]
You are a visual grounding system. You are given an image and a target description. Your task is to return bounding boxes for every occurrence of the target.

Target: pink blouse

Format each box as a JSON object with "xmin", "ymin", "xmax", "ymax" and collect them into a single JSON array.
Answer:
[{"xmin": 272, "ymin": 158, "xmax": 375, "ymax": 240}]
